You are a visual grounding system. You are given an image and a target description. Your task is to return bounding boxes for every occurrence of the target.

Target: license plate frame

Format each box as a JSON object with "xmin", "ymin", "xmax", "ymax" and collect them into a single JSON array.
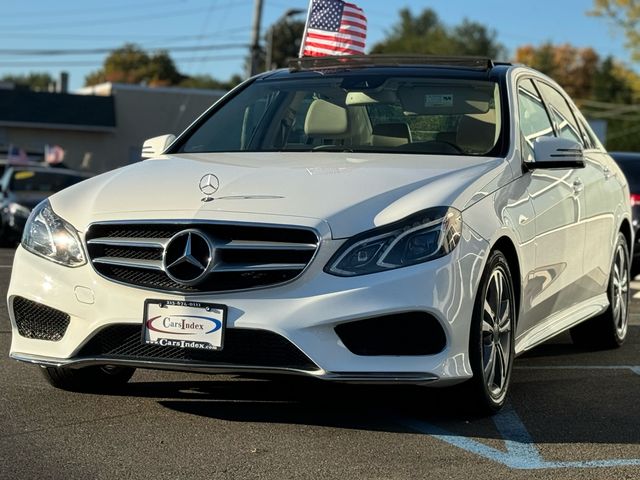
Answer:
[{"xmin": 142, "ymin": 299, "xmax": 227, "ymax": 351}]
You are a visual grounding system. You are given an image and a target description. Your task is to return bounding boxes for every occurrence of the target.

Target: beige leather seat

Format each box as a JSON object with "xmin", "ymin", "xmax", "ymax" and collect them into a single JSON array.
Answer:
[
  {"xmin": 371, "ymin": 123, "xmax": 412, "ymax": 147},
  {"xmin": 304, "ymin": 99, "xmax": 349, "ymax": 141},
  {"xmin": 456, "ymin": 111, "xmax": 497, "ymax": 154}
]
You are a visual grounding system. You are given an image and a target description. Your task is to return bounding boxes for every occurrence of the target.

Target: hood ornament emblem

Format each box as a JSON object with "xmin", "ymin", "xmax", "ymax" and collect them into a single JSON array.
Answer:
[{"xmin": 199, "ymin": 174, "xmax": 220, "ymax": 202}]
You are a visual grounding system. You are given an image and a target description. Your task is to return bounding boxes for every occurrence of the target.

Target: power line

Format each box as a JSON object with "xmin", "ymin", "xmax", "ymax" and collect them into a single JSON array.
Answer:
[
  {"xmin": 0, "ymin": 43, "xmax": 248, "ymax": 56},
  {"xmin": 0, "ymin": 27, "xmax": 251, "ymax": 40},
  {"xmin": 0, "ymin": 54, "xmax": 242, "ymax": 68},
  {"xmin": 0, "ymin": 2, "xmax": 249, "ymax": 31},
  {"xmin": 1, "ymin": 0, "xmax": 192, "ymax": 18}
]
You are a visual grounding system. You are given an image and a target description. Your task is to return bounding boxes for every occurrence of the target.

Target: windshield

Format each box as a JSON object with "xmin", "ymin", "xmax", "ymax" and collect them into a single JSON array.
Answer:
[
  {"xmin": 177, "ymin": 75, "xmax": 503, "ymax": 156},
  {"xmin": 9, "ymin": 170, "xmax": 87, "ymax": 192}
]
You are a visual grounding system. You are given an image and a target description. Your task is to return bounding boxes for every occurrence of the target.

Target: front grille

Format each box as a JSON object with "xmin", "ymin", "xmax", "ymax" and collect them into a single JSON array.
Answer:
[
  {"xmin": 85, "ymin": 222, "xmax": 320, "ymax": 293},
  {"xmin": 13, "ymin": 297, "xmax": 70, "ymax": 341},
  {"xmin": 77, "ymin": 324, "xmax": 319, "ymax": 371}
]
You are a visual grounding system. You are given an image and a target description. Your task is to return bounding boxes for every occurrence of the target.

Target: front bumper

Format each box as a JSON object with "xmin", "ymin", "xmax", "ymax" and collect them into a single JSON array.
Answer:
[{"xmin": 7, "ymin": 225, "xmax": 488, "ymax": 386}]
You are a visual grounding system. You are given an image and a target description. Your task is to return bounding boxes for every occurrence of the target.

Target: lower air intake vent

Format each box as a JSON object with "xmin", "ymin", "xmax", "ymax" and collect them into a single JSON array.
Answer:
[
  {"xmin": 335, "ymin": 312, "xmax": 446, "ymax": 356},
  {"xmin": 78, "ymin": 324, "xmax": 319, "ymax": 372},
  {"xmin": 13, "ymin": 297, "xmax": 71, "ymax": 341}
]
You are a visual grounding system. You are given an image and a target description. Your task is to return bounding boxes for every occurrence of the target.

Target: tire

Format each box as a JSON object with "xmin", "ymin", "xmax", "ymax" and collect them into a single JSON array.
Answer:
[
  {"xmin": 570, "ymin": 232, "xmax": 630, "ymax": 349},
  {"xmin": 41, "ymin": 365, "xmax": 136, "ymax": 392},
  {"xmin": 462, "ymin": 250, "xmax": 516, "ymax": 415}
]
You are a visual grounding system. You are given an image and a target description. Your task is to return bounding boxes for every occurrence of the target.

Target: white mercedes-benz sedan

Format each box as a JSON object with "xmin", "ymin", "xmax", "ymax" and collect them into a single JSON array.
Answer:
[{"xmin": 7, "ymin": 56, "xmax": 632, "ymax": 414}]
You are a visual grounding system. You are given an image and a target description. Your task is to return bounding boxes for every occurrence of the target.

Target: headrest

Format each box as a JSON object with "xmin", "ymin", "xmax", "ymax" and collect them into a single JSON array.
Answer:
[
  {"xmin": 372, "ymin": 122, "xmax": 412, "ymax": 147},
  {"xmin": 456, "ymin": 111, "xmax": 497, "ymax": 154},
  {"xmin": 304, "ymin": 99, "xmax": 348, "ymax": 136}
]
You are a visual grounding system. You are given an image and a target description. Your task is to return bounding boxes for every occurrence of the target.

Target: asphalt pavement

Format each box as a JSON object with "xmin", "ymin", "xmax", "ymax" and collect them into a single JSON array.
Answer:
[{"xmin": 0, "ymin": 247, "xmax": 639, "ymax": 480}]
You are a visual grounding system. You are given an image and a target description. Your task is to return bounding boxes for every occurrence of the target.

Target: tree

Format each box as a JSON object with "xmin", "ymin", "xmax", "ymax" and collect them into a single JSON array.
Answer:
[
  {"xmin": 590, "ymin": 0, "xmax": 640, "ymax": 61},
  {"xmin": 592, "ymin": 56, "xmax": 635, "ymax": 103},
  {"xmin": 266, "ymin": 19, "xmax": 305, "ymax": 69},
  {"xmin": 1, "ymin": 73, "xmax": 55, "ymax": 91},
  {"xmin": 370, "ymin": 8, "xmax": 505, "ymax": 59},
  {"xmin": 514, "ymin": 43, "xmax": 599, "ymax": 99},
  {"xmin": 85, "ymin": 44, "xmax": 183, "ymax": 86},
  {"xmin": 179, "ymin": 74, "xmax": 243, "ymax": 90}
]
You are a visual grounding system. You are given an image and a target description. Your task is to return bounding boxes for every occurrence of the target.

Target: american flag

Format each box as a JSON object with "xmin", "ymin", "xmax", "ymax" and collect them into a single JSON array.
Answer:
[{"xmin": 300, "ymin": 0, "xmax": 367, "ymax": 57}]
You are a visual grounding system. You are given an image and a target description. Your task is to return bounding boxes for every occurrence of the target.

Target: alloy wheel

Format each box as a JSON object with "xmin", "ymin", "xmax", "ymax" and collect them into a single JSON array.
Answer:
[
  {"xmin": 481, "ymin": 267, "xmax": 513, "ymax": 399},
  {"xmin": 611, "ymin": 243, "xmax": 629, "ymax": 340}
]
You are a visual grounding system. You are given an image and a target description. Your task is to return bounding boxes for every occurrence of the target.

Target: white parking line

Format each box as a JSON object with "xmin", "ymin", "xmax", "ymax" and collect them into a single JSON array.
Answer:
[
  {"xmin": 516, "ymin": 365, "xmax": 640, "ymax": 376},
  {"xmin": 0, "ymin": 265, "xmax": 12, "ymax": 269}
]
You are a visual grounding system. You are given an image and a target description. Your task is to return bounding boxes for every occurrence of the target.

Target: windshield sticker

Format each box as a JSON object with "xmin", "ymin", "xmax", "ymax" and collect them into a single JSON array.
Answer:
[
  {"xmin": 425, "ymin": 94, "xmax": 454, "ymax": 108},
  {"xmin": 14, "ymin": 171, "xmax": 35, "ymax": 180}
]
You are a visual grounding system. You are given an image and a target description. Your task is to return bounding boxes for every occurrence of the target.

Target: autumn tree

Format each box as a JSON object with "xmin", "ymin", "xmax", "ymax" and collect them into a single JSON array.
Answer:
[
  {"xmin": 515, "ymin": 43, "xmax": 599, "ymax": 99},
  {"xmin": 371, "ymin": 8, "xmax": 505, "ymax": 59},
  {"xmin": 590, "ymin": 0, "xmax": 640, "ymax": 60}
]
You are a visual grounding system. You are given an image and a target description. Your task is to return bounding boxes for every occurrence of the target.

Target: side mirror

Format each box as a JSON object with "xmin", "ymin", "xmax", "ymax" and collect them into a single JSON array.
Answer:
[
  {"xmin": 141, "ymin": 134, "xmax": 176, "ymax": 160},
  {"xmin": 527, "ymin": 137, "xmax": 585, "ymax": 170}
]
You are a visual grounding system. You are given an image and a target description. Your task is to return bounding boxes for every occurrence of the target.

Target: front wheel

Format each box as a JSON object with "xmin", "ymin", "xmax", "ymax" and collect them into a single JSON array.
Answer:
[
  {"xmin": 41, "ymin": 365, "xmax": 136, "ymax": 392},
  {"xmin": 462, "ymin": 250, "xmax": 516, "ymax": 415},
  {"xmin": 570, "ymin": 232, "xmax": 629, "ymax": 349}
]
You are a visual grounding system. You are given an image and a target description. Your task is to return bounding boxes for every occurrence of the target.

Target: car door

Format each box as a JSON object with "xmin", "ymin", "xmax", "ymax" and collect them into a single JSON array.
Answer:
[
  {"xmin": 516, "ymin": 78, "xmax": 587, "ymax": 336},
  {"xmin": 575, "ymin": 110, "xmax": 623, "ymax": 295},
  {"xmin": 534, "ymin": 81, "xmax": 611, "ymax": 299}
]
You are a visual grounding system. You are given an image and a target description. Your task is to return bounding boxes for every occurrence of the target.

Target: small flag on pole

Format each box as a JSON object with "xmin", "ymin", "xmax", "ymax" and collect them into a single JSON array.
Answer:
[
  {"xmin": 7, "ymin": 145, "xmax": 28, "ymax": 165},
  {"xmin": 299, "ymin": 0, "xmax": 367, "ymax": 57}
]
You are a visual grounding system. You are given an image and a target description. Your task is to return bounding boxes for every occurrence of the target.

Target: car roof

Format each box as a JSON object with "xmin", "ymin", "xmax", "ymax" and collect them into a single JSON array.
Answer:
[{"xmin": 260, "ymin": 55, "xmax": 513, "ymax": 82}]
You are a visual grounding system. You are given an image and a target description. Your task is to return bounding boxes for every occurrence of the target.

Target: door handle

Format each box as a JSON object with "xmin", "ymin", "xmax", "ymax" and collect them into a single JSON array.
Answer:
[{"xmin": 573, "ymin": 179, "xmax": 584, "ymax": 194}]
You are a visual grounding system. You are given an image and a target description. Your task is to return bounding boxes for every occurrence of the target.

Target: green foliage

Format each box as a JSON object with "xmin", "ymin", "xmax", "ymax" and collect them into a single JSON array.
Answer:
[
  {"xmin": 85, "ymin": 44, "xmax": 183, "ymax": 86},
  {"xmin": 370, "ymin": 8, "xmax": 505, "ymax": 59},
  {"xmin": 266, "ymin": 19, "xmax": 305, "ymax": 69},
  {"xmin": 590, "ymin": 0, "xmax": 640, "ymax": 61},
  {"xmin": 1, "ymin": 72, "xmax": 55, "ymax": 91},
  {"xmin": 84, "ymin": 43, "xmax": 240, "ymax": 89},
  {"xmin": 179, "ymin": 74, "xmax": 243, "ymax": 90}
]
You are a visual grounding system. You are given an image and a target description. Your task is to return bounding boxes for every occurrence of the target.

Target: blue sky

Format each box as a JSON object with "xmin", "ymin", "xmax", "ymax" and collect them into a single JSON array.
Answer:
[{"xmin": 0, "ymin": 0, "xmax": 630, "ymax": 91}]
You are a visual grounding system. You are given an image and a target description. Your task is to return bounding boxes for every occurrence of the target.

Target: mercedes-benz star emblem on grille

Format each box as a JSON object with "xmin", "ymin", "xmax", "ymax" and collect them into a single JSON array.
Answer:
[
  {"xmin": 199, "ymin": 174, "xmax": 220, "ymax": 202},
  {"xmin": 163, "ymin": 230, "xmax": 214, "ymax": 286}
]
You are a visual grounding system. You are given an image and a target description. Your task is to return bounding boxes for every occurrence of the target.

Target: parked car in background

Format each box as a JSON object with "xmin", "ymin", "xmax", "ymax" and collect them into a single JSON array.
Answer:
[
  {"xmin": 0, "ymin": 166, "xmax": 92, "ymax": 246},
  {"xmin": 6, "ymin": 56, "xmax": 632, "ymax": 415},
  {"xmin": 610, "ymin": 152, "xmax": 640, "ymax": 274}
]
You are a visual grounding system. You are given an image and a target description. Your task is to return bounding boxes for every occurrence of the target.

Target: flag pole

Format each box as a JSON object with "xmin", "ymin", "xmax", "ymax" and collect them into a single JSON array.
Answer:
[{"xmin": 298, "ymin": 0, "xmax": 314, "ymax": 58}]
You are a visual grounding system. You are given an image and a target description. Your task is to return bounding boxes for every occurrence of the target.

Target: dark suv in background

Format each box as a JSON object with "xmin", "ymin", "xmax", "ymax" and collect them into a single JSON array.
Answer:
[{"xmin": 610, "ymin": 151, "xmax": 640, "ymax": 274}]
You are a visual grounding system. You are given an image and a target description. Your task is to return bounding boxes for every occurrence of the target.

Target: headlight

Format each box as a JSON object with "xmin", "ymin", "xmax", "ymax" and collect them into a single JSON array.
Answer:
[
  {"xmin": 21, "ymin": 200, "xmax": 86, "ymax": 267},
  {"xmin": 325, "ymin": 207, "xmax": 462, "ymax": 277},
  {"xmin": 8, "ymin": 202, "xmax": 31, "ymax": 218}
]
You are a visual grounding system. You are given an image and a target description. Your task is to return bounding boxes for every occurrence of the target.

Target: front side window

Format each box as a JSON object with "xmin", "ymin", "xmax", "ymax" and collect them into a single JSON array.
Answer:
[
  {"xmin": 177, "ymin": 75, "xmax": 503, "ymax": 157},
  {"xmin": 518, "ymin": 79, "xmax": 554, "ymax": 162},
  {"xmin": 536, "ymin": 82, "xmax": 583, "ymax": 145}
]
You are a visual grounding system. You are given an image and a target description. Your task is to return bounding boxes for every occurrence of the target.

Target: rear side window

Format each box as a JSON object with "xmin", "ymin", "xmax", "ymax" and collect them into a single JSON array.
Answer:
[
  {"xmin": 536, "ymin": 82, "xmax": 583, "ymax": 145},
  {"xmin": 517, "ymin": 79, "xmax": 554, "ymax": 162}
]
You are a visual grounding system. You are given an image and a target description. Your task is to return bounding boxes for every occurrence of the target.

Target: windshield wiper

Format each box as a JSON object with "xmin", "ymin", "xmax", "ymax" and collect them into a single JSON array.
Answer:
[{"xmin": 311, "ymin": 145, "xmax": 354, "ymax": 153}]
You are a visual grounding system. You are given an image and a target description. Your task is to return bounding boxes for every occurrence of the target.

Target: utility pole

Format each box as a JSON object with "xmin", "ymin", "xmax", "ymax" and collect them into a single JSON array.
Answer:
[{"xmin": 248, "ymin": 0, "xmax": 264, "ymax": 78}]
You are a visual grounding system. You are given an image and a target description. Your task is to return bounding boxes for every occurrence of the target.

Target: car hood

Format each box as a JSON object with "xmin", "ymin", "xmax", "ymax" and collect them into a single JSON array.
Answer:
[{"xmin": 51, "ymin": 152, "xmax": 511, "ymax": 239}]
